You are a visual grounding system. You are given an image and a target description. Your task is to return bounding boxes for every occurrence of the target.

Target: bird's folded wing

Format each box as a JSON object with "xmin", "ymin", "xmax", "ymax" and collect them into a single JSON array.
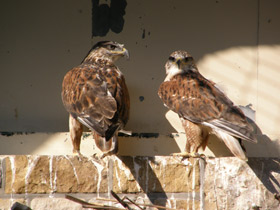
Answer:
[
  {"xmin": 62, "ymin": 67, "xmax": 118, "ymax": 137},
  {"xmin": 207, "ymin": 119, "xmax": 257, "ymax": 143},
  {"xmin": 158, "ymin": 77, "xmax": 257, "ymax": 143}
]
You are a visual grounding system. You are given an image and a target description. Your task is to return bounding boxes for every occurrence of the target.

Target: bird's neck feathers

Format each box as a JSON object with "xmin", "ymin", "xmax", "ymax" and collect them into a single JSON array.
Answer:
[
  {"xmin": 164, "ymin": 65, "xmax": 183, "ymax": 81},
  {"xmin": 164, "ymin": 64, "xmax": 198, "ymax": 81},
  {"xmin": 82, "ymin": 50, "xmax": 114, "ymax": 65}
]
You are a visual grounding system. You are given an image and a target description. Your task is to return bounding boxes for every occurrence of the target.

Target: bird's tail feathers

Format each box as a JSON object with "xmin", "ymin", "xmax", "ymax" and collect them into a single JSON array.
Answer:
[
  {"xmin": 215, "ymin": 129, "xmax": 248, "ymax": 161},
  {"xmin": 118, "ymin": 129, "xmax": 132, "ymax": 136},
  {"xmin": 77, "ymin": 116, "xmax": 105, "ymax": 136},
  {"xmin": 78, "ymin": 116, "xmax": 118, "ymax": 141},
  {"xmin": 105, "ymin": 124, "xmax": 120, "ymax": 141},
  {"xmin": 93, "ymin": 132, "xmax": 118, "ymax": 155},
  {"xmin": 210, "ymin": 119, "xmax": 257, "ymax": 143}
]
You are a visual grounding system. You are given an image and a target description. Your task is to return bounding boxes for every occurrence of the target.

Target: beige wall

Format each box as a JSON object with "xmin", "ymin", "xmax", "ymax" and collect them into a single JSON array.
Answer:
[{"xmin": 0, "ymin": 0, "xmax": 279, "ymax": 155}]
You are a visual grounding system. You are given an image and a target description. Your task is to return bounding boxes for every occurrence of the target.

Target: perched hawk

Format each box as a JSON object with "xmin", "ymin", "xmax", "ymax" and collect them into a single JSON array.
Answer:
[
  {"xmin": 158, "ymin": 50, "xmax": 257, "ymax": 160},
  {"xmin": 61, "ymin": 41, "xmax": 130, "ymax": 156}
]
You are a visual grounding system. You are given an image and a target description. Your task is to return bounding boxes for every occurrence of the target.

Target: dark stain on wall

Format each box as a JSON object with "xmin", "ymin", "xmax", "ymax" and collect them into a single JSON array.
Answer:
[
  {"xmin": 142, "ymin": 29, "xmax": 145, "ymax": 39},
  {"xmin": 118, "ymin": 132, "xmax": 160, "ymax": 138},
  {"xmin": 0, "ymin": 132, "xmax": 35, "ymax": 137},
  {"xmin": 92, "ymin": 0, "xmax": 127, "ymax": 37},
  {"xmin": 139, "ymin": 96, "xmax": 145, "ymax": 102}
]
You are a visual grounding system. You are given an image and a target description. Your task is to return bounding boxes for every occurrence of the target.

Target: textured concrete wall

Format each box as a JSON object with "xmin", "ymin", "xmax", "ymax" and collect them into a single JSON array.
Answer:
[{"xmin": 0, "ymin": 156, "xmax": 279, "ymax": 210}]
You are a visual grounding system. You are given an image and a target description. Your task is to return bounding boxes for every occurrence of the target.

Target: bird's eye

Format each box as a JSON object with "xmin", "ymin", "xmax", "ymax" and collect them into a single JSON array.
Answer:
[
  {"xmin": 169, "ymin": 56, "xmax": 175, "ymax": 62},
  {"xmin": 184, "ymin": 57, "xmax": 193, "ymax": 62},
  {"xmin": 109, "ymin": 45, "xmax": 116, "ymax": 50}
]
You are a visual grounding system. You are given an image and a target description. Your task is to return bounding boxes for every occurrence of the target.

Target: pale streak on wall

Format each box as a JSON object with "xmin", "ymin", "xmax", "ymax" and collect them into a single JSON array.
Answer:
[{"xmin": 0, "ymin": 0, "xmax": 279, "ymax": 156}]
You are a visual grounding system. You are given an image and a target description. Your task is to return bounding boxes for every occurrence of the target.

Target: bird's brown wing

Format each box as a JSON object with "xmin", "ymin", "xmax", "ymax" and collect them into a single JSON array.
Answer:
[
  {"xmin": 102, "ymin": 65, "xmax": 130, "ymax": 138},
  {"xmin": 158, "ymin": 73, "xmax": 257, "ymax": 143},
  {"xmin": 62, "ymin": 63, "xmax": 122, "ymax": 139},
  {"xmin": 113, "ymin": 74, "xmax": 130, "ymax": 126}
]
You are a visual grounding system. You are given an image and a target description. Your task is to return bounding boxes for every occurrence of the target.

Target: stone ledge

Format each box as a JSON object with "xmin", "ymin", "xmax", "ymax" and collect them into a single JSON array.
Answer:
[
  {"xmin": 204, "ymin": 157, "xmax": 280, "ymax": 210},
  {"xmin": 3, "ymin": 156, "xmax": 201, "ymax": 194},
  {"xmin": 0, "ymin": 156, "xmax": 279, "ymax": 210}
]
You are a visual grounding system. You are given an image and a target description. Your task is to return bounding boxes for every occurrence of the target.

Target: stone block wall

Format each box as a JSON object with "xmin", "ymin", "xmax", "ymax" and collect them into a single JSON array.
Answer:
[{"xmin": 0, "ymin": 156, "xmax": 279, "ymax": 210}]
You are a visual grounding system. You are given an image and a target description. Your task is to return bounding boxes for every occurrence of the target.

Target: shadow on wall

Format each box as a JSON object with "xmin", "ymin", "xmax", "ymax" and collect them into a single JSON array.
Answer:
[
  {"xmin": 247, "ymin": 158, "xmax": 280, "ymax": 199},
  {"xmin": 118, "ymin": 133, "xmax": 183, "ymax": 156},
  {"xmin": 244, "ymin": 117, "xmax": 280, "ymax": 158},
  {"xmin": 247, "ymin": 118, "xmax": 280, "ymax": 197},
  {"xmin": 92, "ymin": 0, "xmax": 127, "ymax": 37},
  {"xmin": 118, "ymin": 156, "xmax": 168, "ymax": 208}
]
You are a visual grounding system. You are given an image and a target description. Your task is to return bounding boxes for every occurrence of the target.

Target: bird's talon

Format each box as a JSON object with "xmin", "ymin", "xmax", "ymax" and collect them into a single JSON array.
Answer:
[{"xmin": 92, "ymin": 153, "xmax": 103, "ymax": 160}]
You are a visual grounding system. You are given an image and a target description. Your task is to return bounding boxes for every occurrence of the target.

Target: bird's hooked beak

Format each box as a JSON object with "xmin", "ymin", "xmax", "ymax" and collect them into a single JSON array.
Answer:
[
  {"xmin": 176, "ymin": 59, "xmax": 181, "ymax": 68},
  {"xmin": 110, "ymin": 45, "xmax": 129, "ymax": 62},
  {"xmin": 122, "ymin": 47, "xmax": 129, "ymax": 60}
]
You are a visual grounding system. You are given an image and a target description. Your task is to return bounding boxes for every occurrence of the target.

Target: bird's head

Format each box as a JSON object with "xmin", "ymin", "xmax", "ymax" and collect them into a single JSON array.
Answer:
[
  {"xmin": 83, "ymin": 41, "xmax": 129, "ymax": 63},
  {"xmin": 164, "ymin": 50, "xmax": 198, "ymax": 81}
]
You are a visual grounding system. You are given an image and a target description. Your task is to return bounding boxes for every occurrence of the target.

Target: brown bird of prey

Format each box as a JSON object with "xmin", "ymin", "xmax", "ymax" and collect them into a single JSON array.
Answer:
[
  {"xmin": 158, "ymin": 50, "xmax": 257, "ymax": 160},
  {"xmin": 62, "ymin": 41, "xmax": 130, "ymax": 156}
]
